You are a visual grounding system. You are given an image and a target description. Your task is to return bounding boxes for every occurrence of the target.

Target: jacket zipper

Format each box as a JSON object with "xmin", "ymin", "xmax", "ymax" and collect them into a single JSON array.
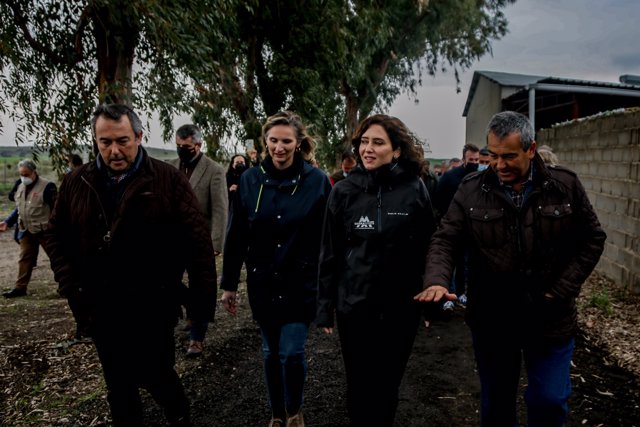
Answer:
[
  {"xmin": 81, "ymin": 176, "xmax": 112, "ymax": 243},
  {"xmin": 377, "ymin": 186, "xmax": 382, "ymax": 232}
]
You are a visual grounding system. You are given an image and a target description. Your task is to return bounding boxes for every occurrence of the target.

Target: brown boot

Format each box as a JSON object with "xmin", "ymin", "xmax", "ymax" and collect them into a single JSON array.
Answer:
[
  {"xmin": 186, "ymin": 340, "xmax": 203, "ymax": 357},
  {"xmin": 286, "ymin": 411, "xmax": 304, "ymax": 427},
  {"xmin": 268, "ymin": 417, "xmax": 285, "ymax": 427}
]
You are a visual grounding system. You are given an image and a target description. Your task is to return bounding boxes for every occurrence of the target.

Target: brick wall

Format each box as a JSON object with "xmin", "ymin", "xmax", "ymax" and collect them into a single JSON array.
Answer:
[{"xmin": 538, "ymin": 108, "xmax": 640, "ymax": 294}]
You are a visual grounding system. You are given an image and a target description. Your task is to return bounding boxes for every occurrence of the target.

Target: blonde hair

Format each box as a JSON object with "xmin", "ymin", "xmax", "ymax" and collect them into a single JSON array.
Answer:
[{"xmin": 261, "ymin": 111, "xmax": 316, "ymax": 162}]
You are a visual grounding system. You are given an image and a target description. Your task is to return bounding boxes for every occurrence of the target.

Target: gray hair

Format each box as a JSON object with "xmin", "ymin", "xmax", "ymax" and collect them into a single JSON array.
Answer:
[
  {"xmin": 18, "ymin": 159, "xmax": 37, "ymax": 172},
  {"xmin": 486, "ymin": 111, "xmax": 535, "ymax": 151},
  {"xmin": 91, "ymin": 104, "xmax": 143, "ymax": 140},
  {"xmin": 176, "ymin": 124, "xmax": 203, "ymax": 145}
]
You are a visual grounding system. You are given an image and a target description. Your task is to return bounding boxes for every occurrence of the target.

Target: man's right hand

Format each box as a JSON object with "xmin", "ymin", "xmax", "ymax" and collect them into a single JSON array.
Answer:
[
  {"xmin": 220, "ymin": 290, "xmax": 238, "ymax": 316},
  {"xmin": 413, "ymin": 285, "xmax": 457, "ymax": 303},
  {"xmin": 0, "ymin": 221, "xmax": 8, "ymax": 232}
]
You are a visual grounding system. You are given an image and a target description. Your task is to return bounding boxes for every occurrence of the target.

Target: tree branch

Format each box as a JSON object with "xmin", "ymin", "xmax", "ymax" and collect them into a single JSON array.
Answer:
[{"xmin": 2, "ymin": 0, "xmax": 69, "ymax": 66}]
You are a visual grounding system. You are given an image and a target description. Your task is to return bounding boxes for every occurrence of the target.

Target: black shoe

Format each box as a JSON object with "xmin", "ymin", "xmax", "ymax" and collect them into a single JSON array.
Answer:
[{"xmin": 3, "ymin": 288, "xmax": 27, "ymax": 298}]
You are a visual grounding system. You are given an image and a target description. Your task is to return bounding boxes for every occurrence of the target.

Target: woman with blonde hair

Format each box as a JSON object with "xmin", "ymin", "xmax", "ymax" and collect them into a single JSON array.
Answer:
[{"xmin": 220, "ymin": 111, "xmax": 332, "ymax": 427}]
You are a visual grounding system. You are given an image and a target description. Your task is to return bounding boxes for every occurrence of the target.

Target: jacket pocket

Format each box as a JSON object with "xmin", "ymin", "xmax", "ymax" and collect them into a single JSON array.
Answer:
[
  {"xmin": 537, "ymin": 203, "xmax": 573, "ymax": 243},
  {"xmin": 468, "ymin": 207, "xmax": 507, "ymax": 248}
]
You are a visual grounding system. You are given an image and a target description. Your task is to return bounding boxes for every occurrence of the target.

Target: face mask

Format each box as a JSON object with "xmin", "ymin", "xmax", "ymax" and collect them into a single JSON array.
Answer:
[
  {"xmin": 478, "ymin": 164, "xmax": 489, "ymax": 172},
  {"xmin": 464, "ymin": 162, "xmax": 479, "ymax": 173},
  {"xmin": 177, "ymin": 146, "xmax": 196, "ymax": 162},
  {"xmin": 20, "ymin": 176, "xmax": 33, "ymax": 186},
  {"xmin": 234, "ymin": 164, "xmax": 247, "ymax": 174}
]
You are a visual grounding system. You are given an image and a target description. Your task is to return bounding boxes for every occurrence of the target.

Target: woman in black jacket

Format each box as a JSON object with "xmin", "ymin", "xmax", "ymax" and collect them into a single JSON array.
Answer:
[
  {"xmin": 317, "ymin": 115, "xmax": 440, "ymax": 426},
  {"xmin": 221, "ymin": 111, "xmax": 332, "ymax": 427},
  {"xmin": 225, "ymin": 154, "xmax": 248, "ymax": 207}
]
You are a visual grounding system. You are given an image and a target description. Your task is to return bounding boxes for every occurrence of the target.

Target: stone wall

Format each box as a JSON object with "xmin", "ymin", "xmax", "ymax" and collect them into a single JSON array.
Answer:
[{"xmin": 538, "ymin": 108, "xmax": 640, "ymax": 294}]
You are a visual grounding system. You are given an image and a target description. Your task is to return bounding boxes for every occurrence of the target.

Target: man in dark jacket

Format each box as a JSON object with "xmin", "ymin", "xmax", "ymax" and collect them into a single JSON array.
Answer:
[
  {"xmin": 46, "ymin": 104, "xmax": 217, "ymax": 426},
  {"xmin": 415, "ymin": 111, "xmax": 606, "ymax": 427}
]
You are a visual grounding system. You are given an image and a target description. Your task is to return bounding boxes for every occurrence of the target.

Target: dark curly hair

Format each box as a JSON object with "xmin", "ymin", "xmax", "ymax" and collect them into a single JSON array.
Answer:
[{"xmin": 351, "ymin": 114, "xmax": 425, "ymax": 176}]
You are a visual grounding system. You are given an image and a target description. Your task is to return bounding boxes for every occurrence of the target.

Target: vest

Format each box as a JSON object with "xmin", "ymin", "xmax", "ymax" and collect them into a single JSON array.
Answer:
[{"xmin": 15, "ymin": 177, "xmax": 52, "ymax": 234}]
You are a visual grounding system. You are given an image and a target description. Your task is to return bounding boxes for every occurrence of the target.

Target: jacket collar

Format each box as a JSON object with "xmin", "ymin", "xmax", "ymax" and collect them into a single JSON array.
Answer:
[{"xmin": 348, "ymin": 162, "xmax": 407, "ymax": 192}]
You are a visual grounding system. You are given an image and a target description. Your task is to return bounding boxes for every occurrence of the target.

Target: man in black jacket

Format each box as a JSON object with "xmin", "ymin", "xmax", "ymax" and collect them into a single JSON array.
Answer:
[
  {"xmin": 416, "ymin": 111, "xmax": 606, "ymax": 427},
  {"xmin": 46, "ymin": 104, "xmax": 217, "ymax": 426}
]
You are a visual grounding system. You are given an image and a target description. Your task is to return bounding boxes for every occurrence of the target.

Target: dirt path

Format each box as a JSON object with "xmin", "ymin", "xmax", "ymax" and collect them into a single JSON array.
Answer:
[{"xmin": 0, "ymin": 227, "xmax": 639, "ymax": 426}]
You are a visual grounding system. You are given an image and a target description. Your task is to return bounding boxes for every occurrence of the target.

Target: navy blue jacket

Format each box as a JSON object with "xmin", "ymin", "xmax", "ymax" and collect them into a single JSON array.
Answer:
[{"xmin": 221, "ymin": 154, "xmax": 332, "ymax": 324}]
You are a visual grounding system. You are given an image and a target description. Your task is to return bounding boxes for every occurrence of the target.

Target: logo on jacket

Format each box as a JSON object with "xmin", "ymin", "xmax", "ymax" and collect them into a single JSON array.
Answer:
[{"xmin": 354, "ymin": 216, "xmax": 375, "ymax": 230}]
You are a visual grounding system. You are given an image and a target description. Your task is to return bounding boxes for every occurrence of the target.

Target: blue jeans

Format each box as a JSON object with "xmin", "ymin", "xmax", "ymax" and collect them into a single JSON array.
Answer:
[
  {"xmin": 259, "ymin": 322, "xmax": 309, "ymax": 418},
  {"xmin": 472, "ymin": 331, "xmax": 574, "ymax": 427}
]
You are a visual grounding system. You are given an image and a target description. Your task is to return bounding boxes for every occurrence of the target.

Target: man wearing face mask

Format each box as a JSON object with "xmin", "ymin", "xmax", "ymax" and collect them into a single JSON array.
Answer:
[
  {"xmin": 0, "ymin": 159, "xmax": 57, "ymax": 298},
  {"xmin": 168, "ymin": 124, "xmax": 228, "ymax": 357},
  {"xmin": 478, "ymin": 146, "xmax": 491, "ymax": 172}
]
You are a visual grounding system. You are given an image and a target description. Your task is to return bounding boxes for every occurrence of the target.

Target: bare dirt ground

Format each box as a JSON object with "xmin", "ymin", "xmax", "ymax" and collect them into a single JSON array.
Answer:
[{"xmin": 0, "ymin": 227, "xmax": 639, "ymax": 426}]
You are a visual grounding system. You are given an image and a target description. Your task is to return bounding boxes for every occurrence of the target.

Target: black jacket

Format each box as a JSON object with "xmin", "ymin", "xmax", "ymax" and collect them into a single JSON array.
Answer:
[
  {"xmin": 424, "ymin": 154, "xmax": 606, "ymax": 341},
  {"xmin": 317, "ymin": 164, "xmax": 436, "ymax": 327},
  {"xmin": 221, "ymin": 154, "xmax": 332, "ymax": 324}
]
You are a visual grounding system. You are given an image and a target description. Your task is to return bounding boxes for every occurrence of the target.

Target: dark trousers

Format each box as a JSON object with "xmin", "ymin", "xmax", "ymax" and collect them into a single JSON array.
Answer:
[
  {"xmin": 336, "ymin": 307, "xmax": 421, "ymax": 427},
  {"xmin": 16, "ymin": 231, "xmax": 48, "ymax": 290},
  {"xmin": 472, "ymin": 331, "xmax": 574, "ymax": 427},
  {"xmin": 93, "ymin": 319, "xmax": 189, "ymax": 426}
]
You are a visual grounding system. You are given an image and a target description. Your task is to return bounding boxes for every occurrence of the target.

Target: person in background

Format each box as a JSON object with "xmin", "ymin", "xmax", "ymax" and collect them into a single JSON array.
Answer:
[
  {"xmin": 478, "ymin": 146, "xmax": 491, "ymax": 171},
  {"xmin": 0, "ymin": 159, "xmax": 57, "ymax": 298},
  {"xmin": 168, "ymin": 124, "xmax": 228, "ymax": 357},
  {"xmin": 416, "ymin": 111, "xmax": 606, "ymax": 427},
  {"xmin": 538, "ymin": 144, "xmax": 559, "ymax": 166},
  {"xmin": 317, "ymin": 114, "xmax": 440, "ymax": 427},
  {"xmin": 247, "ymin": 146, "xmax": 260, "ymax": 167},
  {"xmin": 45, "ymin": 103, "xmax": 217, "ymax": 426},
  {"xmin": 447, "ymin": 157, "xmax": 462, "ymax": 171},
  {"xmin": 7, "ymin": 177, "xmax": 22, "ymax": 244},
  {"xmin": 433, "ymin": 143, "xmax": 480, "ymax": 311},
  {"xmin": 329, "ymin": 151, "xmax": 357, "ymax": 185},
  {"xmin": 434, "ymin": 144, "xmax": 480, "ymax": 220},
  {"xmin": 220, "ymin": 111, "xmax": 332, "ymax": 427},
  {"xmin": 68, "ymin": 154, "xmax": 84, "ymax": 171},
  {"xmin": 226, "ymin": 154, "xmax": 248, "ymax": 206}
]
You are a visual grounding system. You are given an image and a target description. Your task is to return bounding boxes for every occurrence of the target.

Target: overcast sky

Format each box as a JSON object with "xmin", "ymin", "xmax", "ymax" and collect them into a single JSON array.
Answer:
[
  {"xmin": 389, "ymin": 0, "xmax": 640, "ymax": 158},
  {"xmin": 2, "ymin": 0, "xmax": 640, "ymax": 159}
]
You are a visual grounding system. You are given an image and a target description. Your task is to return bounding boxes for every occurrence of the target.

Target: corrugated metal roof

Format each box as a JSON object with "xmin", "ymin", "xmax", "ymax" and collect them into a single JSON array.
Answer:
[{"xmin": 462, "ymin": 70, "xmax": 640, "ymax": 116}]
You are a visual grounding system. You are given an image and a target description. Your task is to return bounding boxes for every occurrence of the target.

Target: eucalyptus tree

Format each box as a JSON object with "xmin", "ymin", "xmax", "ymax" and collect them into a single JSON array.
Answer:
[
  {"xmin": 0, "ymin": 0, "xmax": 227, "ymax": 166},
  {"xmin": 1, "ymin": 0, "xmax": 514, "ymax": 170},
  {"xmin": 189, "ymin": 0, "xmax": 514, "ymax": 165}
]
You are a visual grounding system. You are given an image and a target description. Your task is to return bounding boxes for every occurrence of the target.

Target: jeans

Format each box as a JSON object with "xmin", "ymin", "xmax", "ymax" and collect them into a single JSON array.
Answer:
[
  {"xmin": 472, "ymin": 331, "xmax": 574, "ymax": 427},
  {"xmin": 259, "ymin": 322, "xmax": 309, "ymax": 419}
]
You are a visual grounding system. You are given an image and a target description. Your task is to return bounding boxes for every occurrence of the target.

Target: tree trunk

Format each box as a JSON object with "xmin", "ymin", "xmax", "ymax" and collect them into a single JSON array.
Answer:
[{"xmin": 90, "ymin": 3, "xmax": 140, "ymax": 105}]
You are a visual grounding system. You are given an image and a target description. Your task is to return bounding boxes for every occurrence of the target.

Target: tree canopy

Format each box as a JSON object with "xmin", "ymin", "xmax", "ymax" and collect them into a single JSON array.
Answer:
[{"xmin": 0, "ymin": 0, "xmax": 514, "ymax": 169}]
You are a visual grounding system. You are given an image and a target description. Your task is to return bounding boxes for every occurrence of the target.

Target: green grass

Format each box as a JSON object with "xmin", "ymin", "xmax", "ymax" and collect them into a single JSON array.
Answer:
[{"xmin": 589, "ymin": 289, "xmax": 614, "ymax": 316}]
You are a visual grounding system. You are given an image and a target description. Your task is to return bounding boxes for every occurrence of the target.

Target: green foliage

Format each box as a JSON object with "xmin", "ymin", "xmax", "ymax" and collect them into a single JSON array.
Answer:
[
  {"xmin": 1, "ymin": 0, "xmax": 513, "ymax": 171},
  {"xmin": 589, "ymin": 290, "xmax": 614, "ymax": 316}
]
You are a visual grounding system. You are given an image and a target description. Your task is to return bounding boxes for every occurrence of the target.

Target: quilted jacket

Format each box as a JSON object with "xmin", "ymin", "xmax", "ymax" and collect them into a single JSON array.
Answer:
[{"xmin": 424, "ymin": 154, "xmax": 606, "ymax": 341}]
